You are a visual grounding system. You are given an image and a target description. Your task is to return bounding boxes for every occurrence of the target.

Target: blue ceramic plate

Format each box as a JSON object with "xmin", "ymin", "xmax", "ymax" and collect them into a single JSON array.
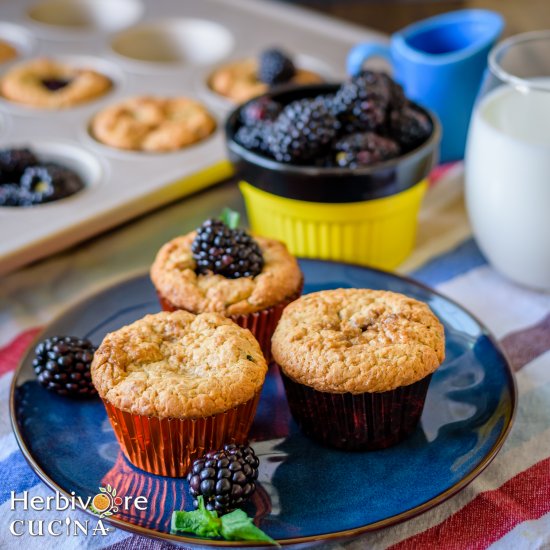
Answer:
[{"xmin": 10, "ymin": 260, "xmax": 516, "ymax": 547}]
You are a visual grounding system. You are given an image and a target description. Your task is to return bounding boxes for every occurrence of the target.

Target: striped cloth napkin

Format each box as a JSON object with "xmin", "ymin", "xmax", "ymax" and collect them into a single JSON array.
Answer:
[{"xmin": 1, "ymin": 165, "xmax": 549, "ymax": 549}]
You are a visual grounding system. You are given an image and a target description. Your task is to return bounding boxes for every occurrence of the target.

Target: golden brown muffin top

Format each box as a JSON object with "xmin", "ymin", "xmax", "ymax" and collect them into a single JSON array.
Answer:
[
  {"xmin": 91, "ymin": 311, "xmax": 267, "ymax": 418},
  {"xmin": 150, "ymin": 232, "xmax": 303, "ymax": 315},
  {"xmin": 271, "ymin": 288, "xmax": 445, "ymax": 394},
  {"xmin": 208, "ymin": 58, "xmax": 323, "ymax": 103},
  {"xmin": 90, "ymin": 96, "xmax": 216, "ymax": 152},
  {"xmin": 1, "ymin": 58, "xmax": 112, "ymax": 109}
]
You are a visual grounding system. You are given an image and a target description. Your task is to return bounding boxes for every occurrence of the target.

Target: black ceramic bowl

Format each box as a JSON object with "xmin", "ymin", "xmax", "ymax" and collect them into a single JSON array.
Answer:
[{"xmin": 225, "ymin": 83, "xmax": 441, "ymax": 203}]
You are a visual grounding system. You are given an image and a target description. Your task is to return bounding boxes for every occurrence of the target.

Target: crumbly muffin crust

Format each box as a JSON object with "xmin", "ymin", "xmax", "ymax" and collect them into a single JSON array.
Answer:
[
  {"xmin": 271, "ymin": 288, "xmax": 445, "ymax": 393},
  {"xmin": 90, "ymin": 96, "xmax": 216, "ymax": 152},
  {"xmin": 0, "ymin": 40, "xmax": 17, "ymax": 64},
  {"xmin": 91, "ymin": 311, "xmax": 267, "ymax": 418},
  {"xmin": 1, "ymin": 58, "xmax": 112, "ymax": 108},
  {"xmin": 150, "ymin": 232, "xmax": 303, "ymax": 315},
  {"xmin": 208, "ymin": 58, "xmax": 323, "ymax": 103}
]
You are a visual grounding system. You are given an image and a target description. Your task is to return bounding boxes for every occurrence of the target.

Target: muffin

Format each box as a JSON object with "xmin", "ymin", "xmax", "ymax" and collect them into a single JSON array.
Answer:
[
  {"xmin": 271, "ymin": 288, "xmax": 445, "ymax": 450},
  {"xmin": 150, "ymin": 217, "xmax": 303, "ymax": 360},
  {"xmin": 91, "ymin": 310, "xmax": 267, "ymax": 477},
  {"xmin": 209, "ymin": 48, "xmax": 322, "ymax": 103},
  {"xmin": 1, "ymin": 58, "xmax": 112, "ymax": 108},
  {"xmin": 0, "ymin": 40, "xmax": 17, "ymax": 64},
  {"xmin": 90, "ymin": 96, "xmax": 217, "ymax": 152}
]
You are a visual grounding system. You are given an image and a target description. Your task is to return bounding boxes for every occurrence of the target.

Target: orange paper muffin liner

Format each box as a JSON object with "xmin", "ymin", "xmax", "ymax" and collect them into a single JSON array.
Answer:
[
  {"xmin": 102, "ymin": 392, "xmax": 261, "ymax": 477},
  {"xmin": 279, "ymin": 369, "xmax": 432, "ymax": 450},
  {"xmin": 158, "ymin": 283, "xmax": 303, "ymax": 361}
]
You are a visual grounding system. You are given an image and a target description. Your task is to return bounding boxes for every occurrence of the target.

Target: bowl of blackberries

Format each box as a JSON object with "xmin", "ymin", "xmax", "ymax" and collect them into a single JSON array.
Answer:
[
  {"xmin": 225, "ymin": 70, "xmax": 441, "ymax": 269},
  {"xmin": 0, "ymin": 147, "xmax": 85, "ymax": 208}
]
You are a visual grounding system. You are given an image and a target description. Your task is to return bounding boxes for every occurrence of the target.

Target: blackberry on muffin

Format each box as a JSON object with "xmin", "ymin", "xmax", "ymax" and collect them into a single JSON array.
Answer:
[
  {"xmin": 150, "ymin": 211, "xmax": 303, "ymax": 359},
  {"xmin": 258, "ymin": 48, "xmax": 296, "ymax": 85},
  {"xmin": 208, "ymin": 53, "xmax": 322, "ymax": 104}
]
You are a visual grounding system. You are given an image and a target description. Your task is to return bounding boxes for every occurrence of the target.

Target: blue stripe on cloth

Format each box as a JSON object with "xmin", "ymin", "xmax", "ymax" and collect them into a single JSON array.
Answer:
[
  {"xmin": 0, "ymin": 451, "xmax": 40, "ymax": 505},
  {"xmin": 411, "ymin": 238, "xmax": 487, "ymax": 287}
]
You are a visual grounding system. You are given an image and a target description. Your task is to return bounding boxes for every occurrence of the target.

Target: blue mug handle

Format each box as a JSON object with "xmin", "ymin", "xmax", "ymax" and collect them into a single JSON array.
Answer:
[{"xmin": 347, "ymin": 43, "xmax": 392, "ymax": 76}]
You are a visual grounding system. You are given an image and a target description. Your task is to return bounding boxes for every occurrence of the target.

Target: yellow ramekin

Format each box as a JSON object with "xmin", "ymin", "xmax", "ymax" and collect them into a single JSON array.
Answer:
[
  {"xmin": 225, "ymin": 84, "xmax": 440, "ymax": 269},
  {"xmin": 240, "ymin": 178, "xmax": 427, "ymax": 270}
]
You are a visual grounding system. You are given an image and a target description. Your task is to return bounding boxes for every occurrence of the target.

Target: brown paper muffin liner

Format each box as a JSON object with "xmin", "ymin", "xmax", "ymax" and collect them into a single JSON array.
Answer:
[
  {"xmin": 157, "ymin": 281, "xmax": 303, "ymax": 361},
  {"xmin": 102, "ymin": 392, "xmax": 261, "ymax": 477},
  {"xmin": 279, "ymin": 368, "xmax": 432, "ymax": 450}
]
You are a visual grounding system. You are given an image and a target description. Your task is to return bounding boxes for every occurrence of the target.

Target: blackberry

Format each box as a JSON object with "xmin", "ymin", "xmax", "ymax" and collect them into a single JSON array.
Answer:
[
  {"xmin": 32, "ymin": 336, "xmax": 97, "ymax": 398},
  {"xmin": 41, "ymin": 78, "xmax": 71, "ymax": 91},
  {"xmin": 240, "ymin": 97, "xmax": 282, "ymax": 127},
  {"xmin": 234, "ymin": 124, "xmax": 270, "ymax": 153},
  {"xmin": 266, "ymin": 97, "xmax": 340, "ymax": 163},
  {"xmin": 0, "ymin": 148, "xmax": 38, "ymax": 182},
  {"xmin": 332, "ymin": 70, "xmax": 405, "ymax": 133},
  {"xmin": 0, "ymin": 184, "xmax": 24, "ymax": 207},
  {"xmin": 258, "ymin": 48, "xmax": 296, "ymax": 86},
  {"xmin": 187, "ymin": 444, "xmax": 260, "ymax": 514},
  {"xmin": 335, "ymin": 132, "xmax": 400, "ymax": 168},
  {"xmin": 192, "ymin": 218, "xmax": 264, "ymax": 279},
  {"xmin": 20, "ymin": 163, "xmax": 85, "ymax": 204},
  {"xmin": 389, "ymin": 103, "xmax": 432, "ymax": 151}
]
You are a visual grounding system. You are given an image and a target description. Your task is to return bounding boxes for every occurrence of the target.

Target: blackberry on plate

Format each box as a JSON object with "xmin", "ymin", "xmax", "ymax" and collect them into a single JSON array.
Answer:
[
  {"xmin": 331, "ymin": 70, "xmax": 405, "ymax": 133},
  {"xmin": 389, "ymin": 102, "xmax": 432, "ymax": 151},
  {"xmin": 33, "ymin": 336, "xmax": 97, "ymax": 398},
  {"xmin": 0, "ymin": 148, "xmax": 38, "ymax": 182},
  {"xmin": 335, "ymin": 132, "xmax": 400, "ymax": 168},
  {"xmin": 258, "ymin": 48, "xmax": 296, "ymax": 86},
  {"xmin": 187, "ymin": 444, "xmax": 260, "ymax": 514},
  {"xmin": 266, "ymin": 96, "xmax": 340, "ymax": 163},
  {"xmin": 240, "ymin": 97, "xmax": 282, "ymax": 127},
  {"xmin": 192, "ymin": 217, "xmax": 264, "ymax": 279}
]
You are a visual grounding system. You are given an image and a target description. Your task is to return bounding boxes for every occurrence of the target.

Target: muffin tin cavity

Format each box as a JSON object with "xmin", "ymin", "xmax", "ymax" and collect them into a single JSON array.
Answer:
[
  {"xmin": 0, "ymin": 23, "xmax": 35, "ymax": 61},
  {"xmin": 27, "ymin": 0, "xmax": 143, "ymax": 34},
  {"xmin": 110, "ymin": 19, "xmax": 234, "ymax": 68},
  {"xmin": 0, "ymin": 141, "xmax": 103, "ymax": 208}
]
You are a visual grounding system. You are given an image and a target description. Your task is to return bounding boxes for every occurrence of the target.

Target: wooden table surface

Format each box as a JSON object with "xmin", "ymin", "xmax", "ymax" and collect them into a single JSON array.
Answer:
[{"xmin": 299, "ymin": 0, "xmax": 549, "ymax": 37}]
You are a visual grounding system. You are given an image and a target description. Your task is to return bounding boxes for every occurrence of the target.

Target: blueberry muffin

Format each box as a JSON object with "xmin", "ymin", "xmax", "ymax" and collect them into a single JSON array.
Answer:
[
  {"xmin": 271, "ymin": 288, "xmax": 445, "ymax": 450},
  {"xmin": 91, "ymin": 310, "xmax": 267, "ymax": 477},
  {"xmin": 150, "ymin": 217, "xmax": 303, "ymax": 360},
  {"xmin": 90, "ymin": 96, "xmax": 216, "ymax": 152},
  {"xmin": 209, "ymin": 48, "xmax": 322, "ymax": 103},
  {"xmin": 1, "ymin": 58, "xmax": 112, "ymax": 108}
]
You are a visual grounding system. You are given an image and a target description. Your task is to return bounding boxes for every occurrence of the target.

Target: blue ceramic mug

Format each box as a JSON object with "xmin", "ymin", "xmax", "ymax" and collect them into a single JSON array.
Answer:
[{"xmin": 347, "ymin": 10, "xmax": 504, "ymax": 163}]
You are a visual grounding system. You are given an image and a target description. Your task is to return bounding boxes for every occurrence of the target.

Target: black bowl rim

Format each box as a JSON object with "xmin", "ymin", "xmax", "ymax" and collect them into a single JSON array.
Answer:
[{"xmin": 225, "ymin": 82, "xmax": 442, "ymax": 177}]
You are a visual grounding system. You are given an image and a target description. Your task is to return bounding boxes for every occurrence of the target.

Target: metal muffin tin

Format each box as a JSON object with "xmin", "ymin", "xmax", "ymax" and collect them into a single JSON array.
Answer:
[{"xmin": 0, "ymin": 0, "xmax": 386, "ymax": 275}]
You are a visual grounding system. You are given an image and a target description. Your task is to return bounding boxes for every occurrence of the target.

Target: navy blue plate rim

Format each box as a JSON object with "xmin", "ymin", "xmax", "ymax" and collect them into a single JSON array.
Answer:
[{"xmin": 9, "ymin": 259, "xmax": 517, "ymax": 547}]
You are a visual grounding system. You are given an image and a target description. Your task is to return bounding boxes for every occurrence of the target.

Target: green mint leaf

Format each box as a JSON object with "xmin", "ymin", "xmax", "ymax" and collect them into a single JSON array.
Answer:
[
  {"xmin": 220, "ymin": 207, "xmax": 240, "ymax": 230},
  {"xmin": 170, "ymin": 497, "xmax": 222, "ymax": 538},
  {"xmin": 220, "ymin": 509, "xmax": 278, "ymax": 545}
]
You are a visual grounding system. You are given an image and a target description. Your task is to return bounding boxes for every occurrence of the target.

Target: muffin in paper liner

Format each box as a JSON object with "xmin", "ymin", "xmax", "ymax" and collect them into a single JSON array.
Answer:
[
  {"xmin": 271, "ymin": 289, "xmax": 445, "ymax": 450},
  {"xmin": 91, "ymin": 311, "xmax": 268, "ymax": 478},
  {"xmin": 280, "ymin": 369, "xmax": 432, "ymax": 450},
  {"xmin": 102, "ymin": 392, "xmax": 261, "ymax": 478},
  {"xmin": 158, "ymin": 282, "xmax": 303, "ymax": 361}
]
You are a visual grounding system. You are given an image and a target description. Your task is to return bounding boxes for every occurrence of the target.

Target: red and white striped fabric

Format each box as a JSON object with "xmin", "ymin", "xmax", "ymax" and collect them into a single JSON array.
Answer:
[{"xmin": 1, "ymin": 165, "xmax": 549, "ymax": 549}]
